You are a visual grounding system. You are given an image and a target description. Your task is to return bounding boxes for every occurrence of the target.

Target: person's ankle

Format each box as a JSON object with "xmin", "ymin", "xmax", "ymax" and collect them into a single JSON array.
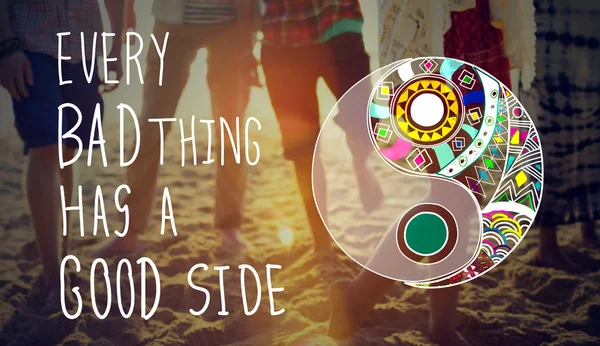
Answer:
[
  {"xmin": 429, "ymin": 323, "xmax": 469, "ymax": 346},
  {"xmin": 220, "ymin": 227, "xmax": 240, "ymax": 236},
  {"xmin": 120, "ymin": 232, "xmax": 138, "ymax": 245},
  {"xmin": 328, "ymin": 279, "xmax": 363, "ymax": 339},
  {"xmin": 352, "ymin": 157, "xmax": 368, "ymax": 173},
  {"xmin": 430, "ymin": 320, "xmax": 456, "ymax": 332},
  {"xmin": 581, "ymin": 222, "xmax": 597, "ymax": 239},
  {"xmin": 537, "ymin": 241, "xmax": 562, "ymax": 258},
  {"xmin": 43, "ymin": 272, "xmax": 61, "ymax": 293},
  {"xmin": 315, "ymin": 243, "xmax": 331, "ymax": 253},
  {"xmin": 219, "ymin": 227, "xmax": 246, "ymax": 252},
  {"xmin": 93, "ymin": 232, "xmax": 139, "ymax": 257},
  {"xmin": 429, "ymin": 320, "xmax": 459, "ymax": 342}
]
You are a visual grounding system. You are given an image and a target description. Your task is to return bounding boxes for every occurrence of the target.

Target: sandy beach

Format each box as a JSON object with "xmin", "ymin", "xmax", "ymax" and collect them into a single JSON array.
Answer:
[{"xmin": 1, "ymin": 72, "xmax": 599, "ymax": 345}]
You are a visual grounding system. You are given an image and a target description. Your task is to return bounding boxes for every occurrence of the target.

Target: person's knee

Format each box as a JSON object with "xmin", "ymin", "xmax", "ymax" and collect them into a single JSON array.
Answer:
[
  {"xmin": 284, "ymin": 133, "xmax": 319, "ymax": 162},
  {"xmin": 139, "ymin": 120, "xmax": 174, "ymax": 148},
  {"xmin": 217, "ymin": 133, "xmax": 247, "ymax": 164},
  {"xmin": 29, "ymin": 144, "xmax": 60, "ymax": 163},
  {"xmin": 61, "ymin": 146, "xmax": 76, "ymax": 162},
  {"xmin": 27, "ymin": 144, "xmax": 61, "ymax": 178}
]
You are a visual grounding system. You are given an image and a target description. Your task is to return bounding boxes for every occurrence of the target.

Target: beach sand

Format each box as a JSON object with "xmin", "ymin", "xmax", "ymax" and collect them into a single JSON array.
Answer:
[
  {"xmin": 1, "ymin": 2, "xmax": 600, "ymax": 345},
  {"xmin": 1, "ymin": 73, "xmax": 599, "ymax": 345}
]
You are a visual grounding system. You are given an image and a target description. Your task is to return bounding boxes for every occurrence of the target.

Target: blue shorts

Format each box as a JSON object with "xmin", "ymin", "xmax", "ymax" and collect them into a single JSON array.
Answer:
[{"xmin": 12, "ymin": 51, "xmax": 104, "ymax": 155}]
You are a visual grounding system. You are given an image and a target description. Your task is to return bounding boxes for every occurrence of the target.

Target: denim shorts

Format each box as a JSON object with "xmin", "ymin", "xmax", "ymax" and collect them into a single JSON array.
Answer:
[{"xmin": 12, "ymin": 51, "xmax": 104, "ymax": 155}]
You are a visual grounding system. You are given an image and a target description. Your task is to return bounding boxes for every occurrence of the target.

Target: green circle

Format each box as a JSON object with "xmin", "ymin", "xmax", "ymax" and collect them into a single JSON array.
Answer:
[{"xmin": 405, "ymin": 212, "xmax": 449, "ymax": 256}]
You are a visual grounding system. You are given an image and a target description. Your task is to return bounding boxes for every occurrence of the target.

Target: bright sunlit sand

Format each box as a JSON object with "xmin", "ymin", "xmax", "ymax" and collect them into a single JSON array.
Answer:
[{"xmin": 278, "ymin": 227, "xmax": 294, "ymax": 246}]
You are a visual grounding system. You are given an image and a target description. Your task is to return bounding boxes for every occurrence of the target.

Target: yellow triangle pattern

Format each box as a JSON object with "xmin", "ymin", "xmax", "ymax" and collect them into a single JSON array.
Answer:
[
  {"xmin": 396, "ymin": 105, "xmax": 406, "ymax": 118},
  {"xmin": 449, "ymin": 101, "xmax": 458, "ymax": 114},
  {"xmin": 399, "ymin": 122, "xmax": 409, "ymax": 133},
  {"xmin": 510, "ymin": 131, "xmax": 520, "ymax": 145},
  {"xmin": 448, "ymin": 117, "xmax": 457, "ymax": 127},
  {"xmin": 399, "ymin": 91, "xmax": 409, "ymax": 102}
]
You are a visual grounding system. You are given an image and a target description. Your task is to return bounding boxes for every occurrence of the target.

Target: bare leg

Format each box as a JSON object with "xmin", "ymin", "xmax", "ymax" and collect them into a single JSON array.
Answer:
[
  {"xmin": 338, "ymin": 104, "xmax": 383, "ymax": 214},
  {"xmin": 580, "ymin": 221, "xmax": 599, "ymax": 248},
  {"xmin": 322, "ymin": 33, "xmax": 383, "ymax": 213},
  {"xmin": 206, "ymin": 22, "xmax": 252, "ymax": 251},
  {"xmin": 328, "ymin": 270, "xmax": 469, "ymax": 345},
  {"xmin": 328, "ymin": 269, "xmax": 394, "ymax": 339},
  {"xmin": 429, "ymin": 287, "xmax": 470, "ymax": 346},
  {"xmin": 536, "ymin": 226, "xmax": 583, "ymax": 272},
  {"xmin": 59, "ymin": 148, "xmax": 75, "ymax": 258},
  {"xmin": 94, "ymin": 21, "xmax": 199, "ymax": 257},
  {"xmin": 351, "ymin": 155, "xmax": 383, "ymax": 213},
  {"xmin": 294, "ymin": 154, "xmax": 331, "ymax": 252},
  {"xmin": 27, "ymin": 145, "xmax": 61, "ymax": 310}
]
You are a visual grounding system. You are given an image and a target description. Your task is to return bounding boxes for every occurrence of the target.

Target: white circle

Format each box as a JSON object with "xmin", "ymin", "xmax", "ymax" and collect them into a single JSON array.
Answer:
[{"xmin": 410, "ymin": 93, "xmax": 444, "ymax": 127}]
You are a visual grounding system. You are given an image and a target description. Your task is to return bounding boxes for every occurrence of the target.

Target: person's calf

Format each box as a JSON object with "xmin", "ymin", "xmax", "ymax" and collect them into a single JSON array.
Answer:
[
  {"xmin": 428, "ymin": 287, "xmax": 470, "ymax": 346},
  {"xmin": 327, "ymin": 279, "xmax": 371, "ymax": 339},
  {"xmin": 328, "ymin": 270, "xmax": 396, "ymax": 339},
  {"xmin": 292, "ymin": 154, "xmax": 332, "ymax": 252},
  {"xmin": 27, "ymin": 145, "xmax": 62, "ymax": 288},
  {"xmin": 59, "ymin": 148, "xmax": 76, "ymax": 257},
  {"xmin": 352, "ymin": 159, "xmax": 383, "ymax": 213}
]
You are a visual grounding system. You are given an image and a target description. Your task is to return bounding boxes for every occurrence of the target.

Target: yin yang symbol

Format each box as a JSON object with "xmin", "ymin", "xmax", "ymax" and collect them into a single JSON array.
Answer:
[{"xmin": 313, "ymin": 57, "xmax": 544, "ymax": 288}]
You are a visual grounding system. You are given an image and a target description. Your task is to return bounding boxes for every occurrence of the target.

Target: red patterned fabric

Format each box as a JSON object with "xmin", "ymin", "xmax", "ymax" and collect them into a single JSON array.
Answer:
[
  {"xmin": 261, "ymin": 0, "xmax": 362, "ymax": 46},
  {"xmin": 443, "ymin": 0, "xmax": 511, "ymax": 87},
  {"xmin": 9, "ymin": 0, "xmax": 103, "ymax": 62}
]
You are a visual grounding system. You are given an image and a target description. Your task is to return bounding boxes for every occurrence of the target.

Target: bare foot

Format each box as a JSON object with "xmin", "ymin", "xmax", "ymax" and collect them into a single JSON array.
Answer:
[
  {"xmin": 429, "ymin": 325, "xmax": 471, "ymax": 346},
  {"xmin": 94, "ymin": 234, "xmax": 139, "ymax": 258},
  {"xmin": 535, "ymin": 248, "xmax": 585, "ymax": 273},
  {"xmin": 33, "ymin": 274, "xmax": 65, "ymax": 315},
  {"xmin": 353, "ymin": 161, "xmax": 383, "ymax": 213},
  {"xmin": 580, "ymin": 222, "xmax": 599, "ymax": 249},
  {"xmin": 327, "ymin": 279, "xmax": 368, "ymax": 339},
  {"xmin": 42, "ymin": 287, "xmax": 63, "ymax": 314},
  {"xmin": 220, "ymin": 228, "xmax": 248, "ymax": 253}
]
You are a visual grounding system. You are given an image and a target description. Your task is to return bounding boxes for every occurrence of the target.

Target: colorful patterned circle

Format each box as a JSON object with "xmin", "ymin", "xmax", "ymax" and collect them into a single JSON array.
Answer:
[
  {"xmin": 369, "ymin": 58, "xmax": 544, "ymax": 287},
  {"xmin": 392, "ymin": 75, "xmax": 464, "ymax": 147},
  {"xmin": 313, "ymin": 57, "xmax": 544, "ymax": 289}
]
